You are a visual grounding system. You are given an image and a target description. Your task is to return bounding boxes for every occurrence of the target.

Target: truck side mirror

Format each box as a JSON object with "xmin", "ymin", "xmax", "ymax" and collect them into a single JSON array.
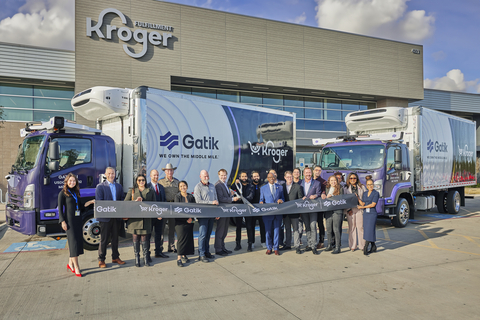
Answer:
[
  {"xmin": 394, "ymin": 149, "xmax": 402, "ymax": 170},
  {"xmin": 49, "ymin": 141, "xmax": 60, "ymax": 161},
  {"xmin": 48, "ymin": 161, "xmax": 59, "ymax": 171}
]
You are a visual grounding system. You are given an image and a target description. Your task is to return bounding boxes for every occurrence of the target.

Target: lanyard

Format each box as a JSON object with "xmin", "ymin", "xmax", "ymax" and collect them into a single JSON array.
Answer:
[{"xmin": 68, "ymin": 190, "xmax": 79, "ymax": 210}]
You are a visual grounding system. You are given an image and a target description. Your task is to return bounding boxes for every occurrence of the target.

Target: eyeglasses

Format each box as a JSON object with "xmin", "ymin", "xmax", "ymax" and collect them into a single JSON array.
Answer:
[
  {"xmin": 349, "ymin": 177, "xmax": 357, "ymax": 180},
  {"xmin": 366, "ymin": 184, "xmax": 374, "ymax": 186},
  {"xmin": 137, "ymin": 179, "xmax": 145, "ymax": 182}
]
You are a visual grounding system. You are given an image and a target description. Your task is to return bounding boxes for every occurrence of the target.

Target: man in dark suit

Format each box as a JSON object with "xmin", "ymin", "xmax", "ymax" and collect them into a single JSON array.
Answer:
[
  {"xmin": 282, "ymin": 171, "xmax": 305, "ymax": 254},
  {"xmin": 260, "ymin": 173, "xmax": 284, "ymax": 255},
  {"xmin": 214, "ymin": 169, "xmax": 240, "ymax": 256},
  {"xmin": 300, "ymin": 167, "xmax": 322, "ymax": 255},
  {"xmin": 95, "ymin": 167, "xmax": 126, "ymax": 268},
  {"xmin": 232, "ymin": 171, "xmax": 255, "ymax": 251},
  {"xmin": 314, "ymin": 165, "xmax": 327, "ymax": 249},
  {"xmin": 146, "ymin": 169, "xmax": 167, "ymax": 259}
]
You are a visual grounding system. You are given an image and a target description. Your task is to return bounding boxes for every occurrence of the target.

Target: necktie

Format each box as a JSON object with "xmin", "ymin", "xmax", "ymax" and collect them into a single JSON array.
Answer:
[
  {"xmin": 155, "ymin": 184, "xmax": 159, "ymax": 195},
  {"xmin": 270, "ymin": 184, "xmax": 275, "ymax": 198}
]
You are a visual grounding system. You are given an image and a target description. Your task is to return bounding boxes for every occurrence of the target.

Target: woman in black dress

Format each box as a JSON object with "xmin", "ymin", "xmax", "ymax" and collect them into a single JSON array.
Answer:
[
  {"xmin": 174, "ymin": 181, "xmax": 195, "ymax": 267},
  {"xmin": 357, "ymin": 179, "xmax": 380, "ymax": 255},
  {"xmin": 58, "ymin": 173, "xmax": 94, "ymax": 277},
  {"xmin": 124, "ymin": 174, "xmax": 156, "ymax": 267}
]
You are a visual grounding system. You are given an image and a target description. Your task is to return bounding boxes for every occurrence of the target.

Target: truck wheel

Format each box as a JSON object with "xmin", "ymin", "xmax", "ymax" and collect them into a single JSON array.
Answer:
[
  {"xmin": 392, "ymin": 198, "xmax": 409, "ymax": 228},
  {"xmin": 436, "ymin": 192, "xmax": 447, "ymax": 213},
  {"xmin": 446, "ymin": 190, "xmax": 461, "ymax": 214},
  {"xmin": 82, "ymin": 214, "xmax": 101, "ymax": 250}
]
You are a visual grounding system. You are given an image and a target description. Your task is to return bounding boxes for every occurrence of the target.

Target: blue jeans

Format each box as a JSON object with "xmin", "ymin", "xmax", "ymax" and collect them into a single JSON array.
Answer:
[
  {"xmin": 262, "ymin": 215, "xmax": 282, "ymax": 250},
  {"xmin": 197, "ymin": 218, "xmax": 214, "ymax": 257}
]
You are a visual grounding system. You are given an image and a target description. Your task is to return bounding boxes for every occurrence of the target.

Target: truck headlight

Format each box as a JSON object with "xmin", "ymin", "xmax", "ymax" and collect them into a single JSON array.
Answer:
[
  {"xmin": 374, "ymin": 180, "xmax": 383, "ymax": 197},
  {"xmin": 23, "ymin": 184, "xmax": 35, "ymax": 209}
]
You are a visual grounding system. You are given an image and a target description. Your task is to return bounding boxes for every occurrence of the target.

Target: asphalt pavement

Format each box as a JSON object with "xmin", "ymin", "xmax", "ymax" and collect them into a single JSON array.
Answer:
[{"xmin": 0, "ymin": 199, "xmax": 479, "ymax": 320}]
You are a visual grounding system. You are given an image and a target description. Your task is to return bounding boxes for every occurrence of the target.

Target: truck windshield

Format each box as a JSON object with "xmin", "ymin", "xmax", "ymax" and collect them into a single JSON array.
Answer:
[
  {"xmin": 13, "ymin": 135, "xmax": 46, "ymax": 172},
  {"xmin": 320, "ymin": 144, "xmax": 385, "ymax": 170}
]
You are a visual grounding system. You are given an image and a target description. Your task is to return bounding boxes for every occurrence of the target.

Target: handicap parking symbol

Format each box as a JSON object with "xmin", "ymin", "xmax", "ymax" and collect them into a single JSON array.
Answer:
[{"xmin": 3, "ymin": 240, "xmax": 67, "ymax": 253}]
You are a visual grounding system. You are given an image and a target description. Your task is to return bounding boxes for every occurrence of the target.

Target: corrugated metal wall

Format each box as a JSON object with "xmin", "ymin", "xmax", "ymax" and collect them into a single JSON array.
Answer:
[
  {"xmin": 0, "ymin": 43, "xmax": 75, "ymax": 82},
  {"xmin": 410, "ymin": 89, "xmax": 480, "ymax": 114}
]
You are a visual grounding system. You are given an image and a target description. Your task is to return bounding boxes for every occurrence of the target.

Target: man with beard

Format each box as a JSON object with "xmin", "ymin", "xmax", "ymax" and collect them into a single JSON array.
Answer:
[
  {"xmin": 232, "ymin": 171, "xmax": 255, "ymax": 251},
  {"xmin": 251, "ymin": 171, "xmax": 266, "ymax": 248},
  {"xmin": 313, "ymin": 165, "xmax": 327, "ymax": 249},
  {"xmin": 194, "ymin": 170, "xmax": 219, "ymax": 263}
]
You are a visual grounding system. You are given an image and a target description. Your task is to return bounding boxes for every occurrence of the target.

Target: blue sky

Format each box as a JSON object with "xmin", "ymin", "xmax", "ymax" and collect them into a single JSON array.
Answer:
[{"xmin": 0, "ymin": 0, "xmax": 479, "ymax": 93}]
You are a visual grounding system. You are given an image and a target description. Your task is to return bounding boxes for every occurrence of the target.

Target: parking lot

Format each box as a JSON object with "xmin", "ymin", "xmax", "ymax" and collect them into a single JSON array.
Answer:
[{"xmin": 1, "ymin": 198, "xmax": 479, "ymax": 320}]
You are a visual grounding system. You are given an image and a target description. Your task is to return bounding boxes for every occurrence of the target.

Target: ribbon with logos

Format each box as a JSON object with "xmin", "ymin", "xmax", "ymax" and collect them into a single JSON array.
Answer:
[{"xmin": 94, "ymin": 194, "xmax": 358, "ymax": 219}]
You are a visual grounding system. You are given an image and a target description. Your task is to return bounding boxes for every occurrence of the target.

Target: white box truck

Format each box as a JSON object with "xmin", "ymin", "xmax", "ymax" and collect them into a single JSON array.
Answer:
[{"xmin": 313, "ymin": 106, "xmax": 476, "ymax": 227}]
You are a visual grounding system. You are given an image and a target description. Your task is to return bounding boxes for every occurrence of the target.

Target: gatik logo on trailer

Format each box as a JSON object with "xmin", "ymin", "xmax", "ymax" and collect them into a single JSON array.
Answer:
[
  {"xmin": 248, "ymin": 141, "xmax": 288, "ymax": 163},
  {"xmin": 160, "ymin": 131, "xmax": 219, "ymax": 150},
  {"xmin": 427, "ymin": 139, "xmax": 448, "ymax": 153},
  {"xmin": 86, "ymin": 8, "xmax": 173, "ymax": 59}
]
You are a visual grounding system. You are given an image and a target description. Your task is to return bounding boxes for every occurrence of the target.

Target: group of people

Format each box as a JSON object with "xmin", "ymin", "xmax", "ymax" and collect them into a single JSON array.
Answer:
[{"xmin": 57, "ymin": 164, "xmax": 379, "ymax": 276}]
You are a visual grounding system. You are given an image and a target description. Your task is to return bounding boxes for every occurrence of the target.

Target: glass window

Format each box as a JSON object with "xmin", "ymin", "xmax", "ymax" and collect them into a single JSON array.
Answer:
[
  {"xmin": 284, "ymin": 107, "xmax": 304, "ymax": 118},
  {"xmin": 304, "ymin": 98, "xmax": 323, "ymax": 109},
  {"xmin": 50, "ymin": 138, "xmax": 92, "ymax": 171},
  {"xmin": 284, "ymin": 96, "xmax": 303, "ymax": 107},
  {"xmin": 367, "ymin": 102, "xmax": 376, "ymax": 109},
  {"xmin": 342, "ymin": 101, "xmax": 359, "ymax": 111},
  {"xmin": 0, "ymin": 83, "xmax": 33, "ymax": 96},
  {"xmin": 34, "ymin": 98, "xmax": 73, "ymax": 111},
  {"xmin": 2, "ymin": 108, "xmax": 33, "ymax": 121},
  {"xmin": 13, "ymin": 135, "xmax": 46, "ymax": 171},
  {"xmin": 171, "ymin": 86, "xmax": 192, "ymax": 95},
  {"xmin": 359, "ymin": 103, "xmax": 368, "ymax": 110},
  {"xmin": 262, "ymin": 94, "xmax": 283, "ymax": 106},
  {"xmin": 296, "ymin": 152, "xmax": 314, "ymax": 167},
  {"xmin": 34, "ymin": 86, "xmax": 74, "ymax": 99},
  {"xmin": 217, "ymin": 90, "xmax": 240, "ymax": 102},
  {"xmin": 325, "ymin": 110, "xmax": 342, "ymax": 120},
  {"xmin": 296, "ymin": 119, "xmax": 305, "ymax": 130},
  {"xmin": 305, "ymin": 108, "xmax": 323, "ymax": 120},
  {"xmin": 324, "ymin": 121, "xmax": 345, "ymax": 131},
  {"xmin": 241, "ymin": 92, "xmax": 262, "ymax": 104},
  {"xmin": 0, "ymin": 96, "xmax": 33, "ymax": 109},
  {"xmin": 320, "ymin": 144, "xmax": 385, "ymax": 170},
  {"xmin": 262, "ymin": 105, "xmax": 283, "ymax": 111},
  {"xmin": 305, "ymin": 120, "xmax": 324, "ymax": 130},
  {"xmin": 342, "ymin": 111, "xmax": 354, "ymax": 120},
  {"xmin": 34, "ymin": 111, "xmax": 74, "ymax": 122},
  {"xmin": 325, "ymin": 99, "xmax": 341, "ymax": 110},
  {"xmin": 191, "ymin": 87, "xmax": 216, "ymax": 99}
]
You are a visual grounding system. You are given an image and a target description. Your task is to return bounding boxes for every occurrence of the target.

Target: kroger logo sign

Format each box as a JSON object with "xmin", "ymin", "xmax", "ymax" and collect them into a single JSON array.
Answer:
[
  {"xmin": 248, "ymin": 141, "xmax": 288, "ymax": 164},
  {"xmin": 139, "ymin": 204, "xmax": 168, "ymax": 215},
  {"xmin": 295, "ymin": 201, "xmax": 319, "ymax": 211},
  {"xmin": 220, "ymin": 206, "xmax": 248, "ymax": 215},
  {"xmin": 160, "ymin": 131, "xmax": 219, "ymax": 150},
  {"xmin": 86, "ymin": 8, "xmax": 173, "ymax": 59},
  {"xmin": 458, "ymin": 144, "xmax": 474, "ymax": 158}
]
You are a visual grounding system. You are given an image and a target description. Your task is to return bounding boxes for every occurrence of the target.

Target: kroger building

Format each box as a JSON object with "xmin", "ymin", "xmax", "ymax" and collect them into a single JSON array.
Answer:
[{"xmin": 1, "ymin": 0, "xmax": 479, "ymax": 195}]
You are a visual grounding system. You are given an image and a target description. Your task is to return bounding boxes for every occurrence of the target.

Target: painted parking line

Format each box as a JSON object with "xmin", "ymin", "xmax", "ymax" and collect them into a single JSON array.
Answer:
[{"xmin": 4, "ymin": 240, "xmax": 67, "ymax": 253}]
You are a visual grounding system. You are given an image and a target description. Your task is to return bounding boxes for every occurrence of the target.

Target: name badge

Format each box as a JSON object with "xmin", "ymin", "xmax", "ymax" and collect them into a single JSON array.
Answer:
[
  {"xmin": 366, "ymin": 208, "xmax": 370, "ymax": 213},
  {"xmin": 75, "ymin": 210, "xmax": 81, "ymax": 216}
]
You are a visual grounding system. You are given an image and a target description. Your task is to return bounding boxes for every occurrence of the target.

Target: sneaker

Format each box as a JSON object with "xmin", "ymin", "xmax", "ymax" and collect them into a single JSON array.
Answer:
[
  {"xmin": 177, "ymin": 260, "xmax": 184, "ymax": 267},
  {"xmin": 261, "ymin": 242, "xmax": 267, "ymax": 249},
  {"xmin": 199, "ymin": 256, "xmax": 210, "ymax": 263}
]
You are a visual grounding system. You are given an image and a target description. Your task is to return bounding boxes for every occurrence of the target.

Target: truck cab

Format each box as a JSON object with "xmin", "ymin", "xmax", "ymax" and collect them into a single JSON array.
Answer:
[{"xmin": 5, "ymin": 117, "xmax": 116, "ymax": 249}]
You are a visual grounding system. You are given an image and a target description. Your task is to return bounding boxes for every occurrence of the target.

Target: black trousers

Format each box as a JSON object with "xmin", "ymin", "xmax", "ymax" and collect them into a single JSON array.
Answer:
[
  {"xmin": 317, "ymin": 212, "xmax": 325, "ymax": 244},
  {"xmin": 244, "ymin": 216, "xmax": 266, "ymax": 244},
  {"xmin": 150, "ymin": 218, "xmax": 165, "ymax": 254},
  {"xmin": 98, "ymin": 219, "xmax": 121, "ymax": 261}
]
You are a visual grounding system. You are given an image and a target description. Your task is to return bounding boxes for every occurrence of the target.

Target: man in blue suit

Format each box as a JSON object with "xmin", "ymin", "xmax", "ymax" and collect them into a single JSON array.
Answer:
[
  {"xmin": 300, "ymin": 167, "xmax": 322, "ymax": 255},
  {"xmin": 260, "ymin": 173, "xmax": 284, "ymax": 255},
  {"xmin": 95, "ymin": 167, "xmax": 126, "ymax": 268}
]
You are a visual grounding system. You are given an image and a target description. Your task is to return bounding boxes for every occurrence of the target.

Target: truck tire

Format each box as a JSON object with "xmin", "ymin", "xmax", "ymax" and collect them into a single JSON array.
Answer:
[
  {"xmin": 392, "ymin": 198, "xmax": 409, "ymax": 228},
  {"xmin": 82, "ymin": 213, "xmax": 101, "ymax": 250},
  {"xmin": 446, "ymin": 190, "xmax": 461, "ymax": 214},
  {"xmin": 436, "ymin": 192, "xmax": 447, "ymax": 213}
]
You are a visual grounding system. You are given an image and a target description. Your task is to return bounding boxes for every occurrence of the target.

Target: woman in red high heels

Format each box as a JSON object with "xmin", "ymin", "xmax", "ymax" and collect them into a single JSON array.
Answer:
[{"xmin": 58, "ymin": 173, "xmax": 94, "ymax": 277}]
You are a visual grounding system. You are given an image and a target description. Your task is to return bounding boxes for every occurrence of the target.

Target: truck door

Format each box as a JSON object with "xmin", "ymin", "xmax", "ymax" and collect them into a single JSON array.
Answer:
[{"xmin": 384, "ymin": 144, "xmax": 402, "ymax": 197}]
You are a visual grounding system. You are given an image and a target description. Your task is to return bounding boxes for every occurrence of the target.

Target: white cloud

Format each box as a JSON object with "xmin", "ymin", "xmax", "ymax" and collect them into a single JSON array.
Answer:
[
  {"xmin": 289, "ymin": 12, "xmax": 307, "ymax": 24},
  {"xmin": 0, "ymin": 0, "xmax": 74, "ymax": 50},
  {"xmin": 424, "ymin": 69, "xmax": 480, "ymax": 93},
  {"xmin": 432, "ymin": 50, "xmax": 446, "ymax": 61},
  {"xmin": 315, "ymin": 0, "xmax": 435, "ymax": 43}
]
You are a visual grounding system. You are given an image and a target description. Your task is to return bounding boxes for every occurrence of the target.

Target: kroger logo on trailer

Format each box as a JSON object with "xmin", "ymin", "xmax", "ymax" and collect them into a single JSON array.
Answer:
[{"xmin": 86, "ymin": 8, "xmax": 174, "ymax": 59}]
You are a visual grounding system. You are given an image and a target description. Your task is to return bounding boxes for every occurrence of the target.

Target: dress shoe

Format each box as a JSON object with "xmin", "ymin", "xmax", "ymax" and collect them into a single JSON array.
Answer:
[
  {"xmin": 216, "ymin": 251, "xmax": 228, "ymax": 256},
  {"xmin": 199, "ymin": 256, "xmax": 210, "ymax": 263},
  {"xmin": 325, "ymin": 245, "xmax": 333, "ymax": 252},
  {"xmin": 247, "ymin": 243, "xmax": 252, "ymax": 252},
  {"xmin": 331, "ymin": 247, "xmax": 341, "ymax": 254},
  {"xmin": 266, "ymin": 249, "xmax": 272, "ymax": 255},
  {"xmin": 181, "ymin": 256, "xmax": 190, "ymax": 263},
  {"xmin": 155, "ymin": 252, "xmax": 169, "ymax": 258},
  {"xmin": 224, "ymin": 249, "xmax": 233, "ymax": 254},
  {"xmin": 274, "ymin": 250, "xmax": 280, "ymax": 256},
  {"xmin": 316, "ymin": 243, "xmax": 324, "ymax": 249},
  {"xmin": 369, "ymin": 242, "xmax": 377, "ymax": 253},
  {"xmin": 67, "ymin": 264, "xmax": 75, "ymax": 273},
  {"xmin": 205, "ymin": 253, "xmax": 215, "ymax": 259},
  {"xmin": 75, "ymin": 273, "xmax": 82, "ymax": 278},
  {"xmin": 296, "ymin": 248, "xmax": 302, "ymax": 254},
  {"xmin": 312, "ymin": 248, "xmax": 319, "ymax": 255},
  {"xmin": 364, "ymin": 241, "xmax": 370, "ymax": 255},
  {"xmin": 234, "ymin": 242, "xmax": 242, "ymax": 251},
  {"xmin": 112, "ymin": 258, "xmax": 126, "ymax": 265},
  {"xmin": 98, "ymin": 261, "xmax": 106, "ymax": 268},
  {"xmin": 177, "ymin": 260, "xmax": 184, "ymax": 267},
  {"xmin": 305, "ymin": 246, "xmax": 312, "ymax": 252},
  {"xmin": 168, "ymin": 249, "xmax": 173, "ymax": 253}
]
